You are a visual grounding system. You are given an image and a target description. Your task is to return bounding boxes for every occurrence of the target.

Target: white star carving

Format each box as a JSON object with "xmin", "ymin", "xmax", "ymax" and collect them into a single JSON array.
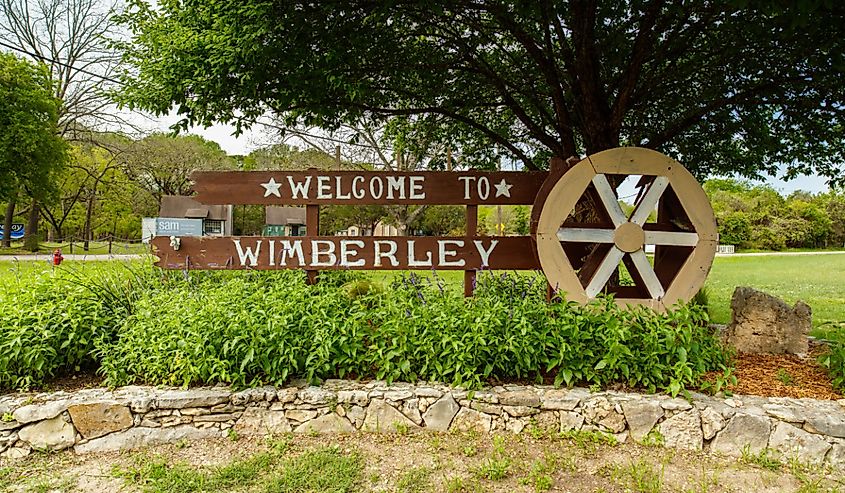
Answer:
[
  {"xmin": 494, "ymin": 179, "xmax": 513, "ymax": 198},
  {"xmin": 261, "ymin": 177, "xmax": 282, "ymax": 198}
]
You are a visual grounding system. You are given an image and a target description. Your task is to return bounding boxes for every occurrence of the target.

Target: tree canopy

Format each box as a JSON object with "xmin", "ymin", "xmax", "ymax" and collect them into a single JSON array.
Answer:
[
  {"xmin": 0, "ymin": 53, "xmax": 67, "ymax": 202},
  {"xmin": 118, "ymin": 1, "xmax": 845, "ymax": 183}
]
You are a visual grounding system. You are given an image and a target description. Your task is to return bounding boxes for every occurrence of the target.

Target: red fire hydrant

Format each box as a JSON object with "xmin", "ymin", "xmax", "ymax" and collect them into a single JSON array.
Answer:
[{"xmin": 52, "ymin": 248, "xmax": 64, "ymax": 266}]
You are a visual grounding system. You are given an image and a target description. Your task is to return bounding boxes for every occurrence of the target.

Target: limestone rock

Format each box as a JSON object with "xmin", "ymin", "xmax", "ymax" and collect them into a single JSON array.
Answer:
[
  {"xmin": 346, "ymin": 405, "xmax": 366, "ymax": 429},
  {"xmin": 763, "ymin": 403, "xmax": 805, "ymax": 424},
  {"xmin": 362, "ymin": 400, "xmax": 419, "ymax": 433},
  {"xmin": 450, "ymin": 408, "xmax": 492, "ymax": 433},
  {"xmin": 560, "ymin": 411, "xmax": 584, "ymax": 432},
  {"xmin": 298, "ymin": 387, "xmax": 335, "ymax": 405},
  {"xmin": 659, "ymin": 408, "xmax": 702, "ymax": 451},
  {"xmin": 0, "ymin": 419, "xmax": 20, "ymax": 431},
  {"xmin": 74, "ymin": 425, "xmax": 217, "ymax": 454},
  {"xmin": 804, "ymin": 410, "xmax": 845, "ymax": 438},
  {"xmin": 583, "ymin": 396, "xmax": 626, "ymax": 433},
  {"xmin": 711, "ymin": 413, "xmax": 771, "ymax": 456},
  {"xmin": 383, "ymin": 390, "xmax": 414, "ymax": 401},
  {"xmin": 68, "ymin": 402, "xmax": 133, "ymax": 439},
  {"xmin": 826, "ymin": 442, "xmax": 845, "ymax": 468},
  {"xmin": 723, "ymin": 287, "xmax": 810, "ymax": 355},
  {"xmin": 230, "ymin": 386, "xmax": 276, "ymax": 405},
  {"xmin": 401, "ymin": 399, "xmax": 423, "ymax": 426},
  {"xmin": 414, "ymin": 387, "xmax": 443, "ymax": 398},
  {"xmin": 700, "ymin": 406, "xmax": 726, "ymax": 440},
  {"xmin": 1, "ymin": 445, "xmax": 31, "ymax": 459},
  {"xmin": 529, "ymin": 411, "xmax": 560, "ymax": 435},
  {"xmin": 156, "ymin": 389, "xmax": 230, "ymax": 409},
  {"xmin": 622, "ymin": 399, "xmax": 663, "ymax": 442},
  {"xmin": 660, "ymin": 398, "xmax": 692, "ymax": 411},
  {"xmin": 337, "ymin": 390, "xmax": 369, "ymax": 407},
  {"xmin": 470, "ymin": 402, "xmax": 502, "ymax": 415},
  {"xmin": 503, "ymin": 405, "xmax": 539, "ymax": 418},
  {"xmin": 234, "ymin": 408, "xmax": 291, "ymax": 435},
  {"xmin": 498, "ymin": 390, "xmax": 540, "ymax": 407},
  {"xmin": 286, "ymin": 410, "xmax": 318, "ymax": 423},
  {"xmin": 12, "ymin": 400, "xmax": 69, "ymax": 424},
  {"xmin": 293, "ymin": 413, "xmax": 354, "ymax": 433},
  {"xmin": 541, "ymin": 389, "xmax": 583, "ymax": 411},
  {"xmin": 18, "ymin": 416, "xmax": 76, "ymax": 451},
  {"xmin": 423, "ymin": 394, "xmax": 460, "ymax": 432},
  {"xmin": 769, "ymin": 422, "xmax": 831, "ymax": 464}
]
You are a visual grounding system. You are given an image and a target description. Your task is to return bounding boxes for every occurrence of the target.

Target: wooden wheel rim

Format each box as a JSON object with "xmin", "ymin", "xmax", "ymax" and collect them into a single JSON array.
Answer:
[{"xmin": 535, "ymin": 147, "xmax": 718, "ymax": 311}]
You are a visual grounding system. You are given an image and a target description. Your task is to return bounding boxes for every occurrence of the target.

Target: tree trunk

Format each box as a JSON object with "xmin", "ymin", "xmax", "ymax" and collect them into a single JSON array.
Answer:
[
  {"xmin": 2, "ymin": 191, "xmax": 16, "ymax": 248},
  {"xmin": 83, "ymin": 193, "xmax": 95, "ymax": 251},
  {"xmin": 24, "ymin": 198, "xmax": 40, "ymax": 252}
]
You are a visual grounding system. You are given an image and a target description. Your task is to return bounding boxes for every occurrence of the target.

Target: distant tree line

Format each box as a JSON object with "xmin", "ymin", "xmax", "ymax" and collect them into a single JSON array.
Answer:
[{"xmin": 705, "ymin": 178, "xmax": 845, "ymax": 250}]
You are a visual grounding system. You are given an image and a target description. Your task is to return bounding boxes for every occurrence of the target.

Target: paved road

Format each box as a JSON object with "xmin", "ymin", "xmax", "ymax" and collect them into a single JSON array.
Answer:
[
  {"xmin": 0, "ymin": 254, "xmax": 149, "ymax": 262},
  {"xmin": 716, "ymin": 251, "xmax": 845, "ymax": 257}
]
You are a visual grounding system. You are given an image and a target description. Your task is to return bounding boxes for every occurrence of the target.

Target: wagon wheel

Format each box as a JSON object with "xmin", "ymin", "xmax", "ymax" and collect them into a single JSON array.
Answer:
[{"xmin": 534, "ymin": 147, "xmax": 718, "ymax": 311}]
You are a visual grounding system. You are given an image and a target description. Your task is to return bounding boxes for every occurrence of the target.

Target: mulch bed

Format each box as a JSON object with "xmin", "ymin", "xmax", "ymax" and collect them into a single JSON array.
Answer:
[{"xmin": 719, "ymin": 342, "xmax": 842, "ymax": 400}]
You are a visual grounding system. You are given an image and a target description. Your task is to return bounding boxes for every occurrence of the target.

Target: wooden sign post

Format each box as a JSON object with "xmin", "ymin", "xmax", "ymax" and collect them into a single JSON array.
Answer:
[{"xmin": 152, "ymin": 147, "xmax": 718, "ymax": 311}]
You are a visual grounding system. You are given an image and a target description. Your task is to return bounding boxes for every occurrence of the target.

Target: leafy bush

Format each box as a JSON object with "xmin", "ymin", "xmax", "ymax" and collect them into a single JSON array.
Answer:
[
  {"xmin": 94, "ymin": 269, "xmax": 731, "ymax": 395},
  {"xmin": 0, "ymin": 271, "xmax": 119, "ymax": 389},
  {"xmin": 819, "ymin": 327, "xmax": 845, "ymax": 391}
]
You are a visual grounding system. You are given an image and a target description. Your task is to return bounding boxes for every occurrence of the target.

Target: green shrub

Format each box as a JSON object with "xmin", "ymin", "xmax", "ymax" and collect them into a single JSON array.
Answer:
[
  {"xmin": 94, "ymin": 269, "xmax": 731, "ymax": 395},
  {"xmin": 0, "ymin": 271, "xmax": 119, "ymax": 389},
  {"xmin": 819, "ymin": 333, "xmax": 845, "ymax": 391}
]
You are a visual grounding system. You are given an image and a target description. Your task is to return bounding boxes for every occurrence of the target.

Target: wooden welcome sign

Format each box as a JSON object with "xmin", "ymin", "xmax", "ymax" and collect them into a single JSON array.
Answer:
[{"xmin": 152, "ymin": 147, "xmax": 718, "ymax": 311}]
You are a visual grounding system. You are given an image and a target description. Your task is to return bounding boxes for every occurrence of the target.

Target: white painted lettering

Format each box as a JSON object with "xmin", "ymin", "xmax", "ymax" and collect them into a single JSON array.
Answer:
[
  {"xmin": 374, "ymin": 240, "xmax": 399, "ymax": 267},
  {"xmin": 269, "ymin": 240, "xmax": 276, "ymax": 266},
  {"xmin": 370, "ymin": 176, "xmax": 384, "ymax": 199},
  {"xmin": 279, "ymin": 240, "xmax": 305, "ymax": 266},
  {"xmin": 477, "ymin": 177, "xmax": 490, "ymax": 200},
  {"xmin": 288, "ymin": 176, "xmax": 311, "ymax": 199},
  {"xmin": 459, "ymin": 176, "xmax": 475, "ymax": 199},
  {"xmin": 409, "ymin": 176, "xmax": 425, "ymax": 199},
  {"xmin": 387, "ymin": 176, "xmax": 406, "ymax": 199},
  {"xmin": 311, "ymin": 240, "xmax": 337, "ymax": 266},
  {"xmin": 233, "ymin": 239, "xmax": 262, "ymax": 267},
  {"xmin": 473, "ymin": 240, "xmax": 498, "ymax": 267},
  {"xmin": 438, "ymin": 240, "xmax": 465, "ymax": 267},
  {"xmin": 317, "ymin": 176, "xmax": 331, "ymax": 199},
  {"xmin": 340, "ymin": 240, "xmax": 365, "ymax": 267},
  {"xmin": 335, "ymin": 176, "xmax": 351, "ymax": 199},
  {"xmin": 408, "ymin": 240, "xmax": 433, "ymax": 267},
  {"xmin": 352, "ymin": 176, "xmax": 366, "ymax": 199}
]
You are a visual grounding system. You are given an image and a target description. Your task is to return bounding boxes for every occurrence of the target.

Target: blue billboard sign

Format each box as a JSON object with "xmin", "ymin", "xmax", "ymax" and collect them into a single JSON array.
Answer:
[
  {"xmin": 154, "ymin": 218, "xmax": 203, "ymax": 237},
  {"xmin": 0, "ymin": 223, "xmax": 24, "ymax": 240}
]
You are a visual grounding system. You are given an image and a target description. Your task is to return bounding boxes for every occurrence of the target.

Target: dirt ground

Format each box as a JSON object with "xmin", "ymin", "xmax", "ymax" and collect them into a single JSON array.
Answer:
[{"xmin": 1, "ymin": 430, "xmax": 843, "ymax": 493}]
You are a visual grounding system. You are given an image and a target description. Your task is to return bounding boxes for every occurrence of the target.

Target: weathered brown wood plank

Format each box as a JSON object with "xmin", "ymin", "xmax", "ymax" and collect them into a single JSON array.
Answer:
[
  {"xmin": 152, "ymin": 235, "xmax": 540, "ymax": 271},
  {"xmin": 191, "ymin": 171, "xmax": 549, "ymax": 206}
]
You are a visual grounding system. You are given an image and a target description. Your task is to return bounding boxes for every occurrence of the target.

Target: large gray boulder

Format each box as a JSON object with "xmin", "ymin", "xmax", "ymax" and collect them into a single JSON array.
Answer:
[{"xmin": 722, "ymin": 287, "xmax": 811, "ymax": 355}]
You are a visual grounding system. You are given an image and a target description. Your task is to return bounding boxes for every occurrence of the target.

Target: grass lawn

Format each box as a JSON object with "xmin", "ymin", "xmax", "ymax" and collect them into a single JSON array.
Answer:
[
  {"xmin": 2, "ymin": 253, "xmax": 842, "ymax": 335},
  {"xmin": 706, "ymin": 253, "xmax": 845, "ymax": 334}
]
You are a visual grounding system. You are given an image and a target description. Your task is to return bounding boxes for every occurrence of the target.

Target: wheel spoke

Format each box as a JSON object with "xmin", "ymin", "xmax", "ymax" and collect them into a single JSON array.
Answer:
[
  {"xmin": 557, "ymin": 228, "xmax": 615, "ymax": 243},
  {"xmin": 585, "ymin": 246, "xmax": 625, "ymax": 298},
  {"xmin": 644, "ymin": 231, "xmax": 699, "ymax": 246},
  {"xmin": 591, "ymin": 175, "xmax": 627, "ymax": 227},
  {"xmin": 629, "ymin": 250, "xmax": 665, "ymax": 298},
  {"xmin": 630, "ymin": 176, "xmax": 669, "ymax": 225}
]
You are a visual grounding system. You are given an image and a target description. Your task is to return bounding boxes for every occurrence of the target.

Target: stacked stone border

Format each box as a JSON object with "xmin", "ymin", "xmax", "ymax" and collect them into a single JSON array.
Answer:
[{"xmin": 1, "ymin": 381, "xmax": 844, "ymax": 467}]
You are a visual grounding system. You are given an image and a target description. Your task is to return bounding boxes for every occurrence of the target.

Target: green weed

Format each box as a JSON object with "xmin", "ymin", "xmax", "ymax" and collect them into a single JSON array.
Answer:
[
  {"xmin": 740, "ymin": 445, "xmax": 781, "ymax": 471},
  {"xmin": 396, "ymin": 467, "xmax": 432, "ymax": 493}
]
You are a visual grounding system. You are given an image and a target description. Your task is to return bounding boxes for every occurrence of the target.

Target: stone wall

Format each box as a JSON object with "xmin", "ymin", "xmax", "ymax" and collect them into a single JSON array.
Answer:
[{"xmin": 2, "ymin": 381, "xmax": 844, "ymax": 467}]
